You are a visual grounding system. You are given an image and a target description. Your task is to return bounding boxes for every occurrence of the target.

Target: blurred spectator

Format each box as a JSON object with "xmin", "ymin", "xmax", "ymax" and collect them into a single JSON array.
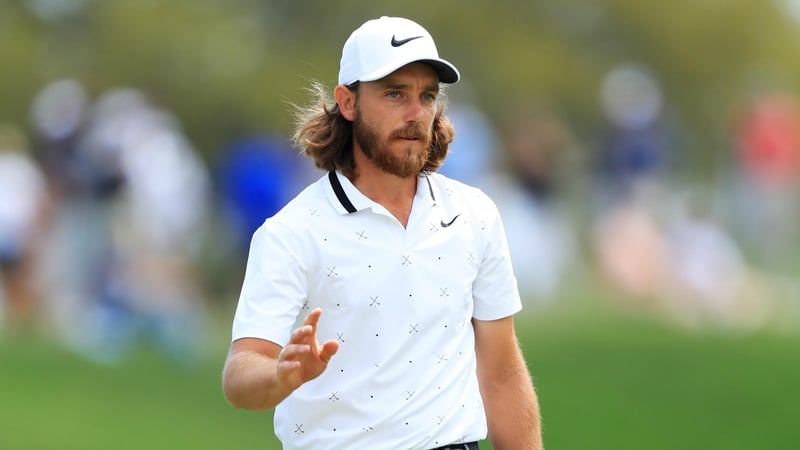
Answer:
[
  {"xmin": 593, "ymin": 183, "xmax": 772, "ymax": 331},
  {"xmin": 494, "ymin": 108, "xmax": 581, "ymax": 302},
  {"xmin": 32, "ymin": 84, "xmax": 211, "ymax": 365},
  {"xmin": 29, "ymin": 78, "xmax": 93, "ymax": 199},
  {"xmin": 90, "ymin": 88, "xmax": 211, "ymax": 364},
  {"xmin": 592, "ymin": 189, "xmax": 669, "ymax": 302},
  {"xmin": 0, "ymin": 124, "xmax": 49, "ymax": 331},
  {"xmin": 663, "ymin": 187, "xmax": 759, "ymax": 328},
  {"xmin": 593, "ymin": 62, "xmax": 677, "ymax": 214},
  {"xmin": 726, "ymin": 88, "xmax": 800, "ymax": 271},
  {"xmin": 30, "ymin": 78, "xmax": 120, "ymax": 350},
  {"xmin": 590, "ymin": 63, "xmax": 682, "ymax": 308},
  {"xmin": 216, "ymin": 133, "xmax": 315, "ymax": 256}
]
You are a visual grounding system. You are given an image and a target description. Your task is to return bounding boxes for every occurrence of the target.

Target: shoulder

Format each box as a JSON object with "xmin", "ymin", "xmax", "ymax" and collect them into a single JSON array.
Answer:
[
  {"xmin": 268, "ymin": 174, "xmax": 333, "ymax": 223},
  {"xmin": 428, "ymin": 172, "xmax": 501, "ymax": 215},
  {"xmin": 250, "ymin": 175, "xmax": 337, "ymax": 246}
]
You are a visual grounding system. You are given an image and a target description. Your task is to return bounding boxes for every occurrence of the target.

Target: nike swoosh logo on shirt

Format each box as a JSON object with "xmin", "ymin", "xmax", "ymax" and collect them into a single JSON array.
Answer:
[{"xmin": 440, "ymin": 214, "xmax": 461, "ymax": 228}]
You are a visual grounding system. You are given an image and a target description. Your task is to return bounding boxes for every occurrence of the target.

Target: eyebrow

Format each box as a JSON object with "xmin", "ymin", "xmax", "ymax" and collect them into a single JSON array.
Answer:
[{"xmin": 380, "ymin": 81, "xmax": 440, "ymax": 93}]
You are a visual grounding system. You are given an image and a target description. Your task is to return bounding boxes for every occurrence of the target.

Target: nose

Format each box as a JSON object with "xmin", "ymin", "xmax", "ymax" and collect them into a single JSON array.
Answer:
[{"xmin": 405, "ymin": 97, "xmax": 425, "ymax": 122}]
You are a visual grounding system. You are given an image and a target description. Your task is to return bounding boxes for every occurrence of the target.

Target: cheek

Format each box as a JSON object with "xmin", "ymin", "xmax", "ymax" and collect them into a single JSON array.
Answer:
[{"xmin": 424, "ymin": 110, "xmax": 438, "ymax": 130}]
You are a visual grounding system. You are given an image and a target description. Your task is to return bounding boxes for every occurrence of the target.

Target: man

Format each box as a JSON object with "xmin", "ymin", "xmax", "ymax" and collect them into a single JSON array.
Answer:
[
  {"xmin": 0, "ymin": 125, "xmax": 48, "ymax": 331},
  {"xmin": 222, "ymin": 16, "xmax": 542, "ymax": 450}
]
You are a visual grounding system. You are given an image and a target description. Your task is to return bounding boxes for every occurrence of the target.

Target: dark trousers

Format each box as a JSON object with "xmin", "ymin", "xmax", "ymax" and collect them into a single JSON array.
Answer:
[{"xmin": 430, "ymin": 442, "xmax": 479, "ymax": 450}]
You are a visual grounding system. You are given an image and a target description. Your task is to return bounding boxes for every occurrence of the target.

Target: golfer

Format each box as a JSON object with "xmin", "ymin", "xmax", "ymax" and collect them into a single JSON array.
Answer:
[{"xmin": 223, "ymin": 16, "xmax": 542, "ymax": 450}]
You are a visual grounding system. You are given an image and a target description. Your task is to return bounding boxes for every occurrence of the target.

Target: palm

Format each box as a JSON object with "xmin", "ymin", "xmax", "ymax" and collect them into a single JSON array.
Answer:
[{"xmin": 278, "ymin": 343, "xmax": 325, "ymax": 388}]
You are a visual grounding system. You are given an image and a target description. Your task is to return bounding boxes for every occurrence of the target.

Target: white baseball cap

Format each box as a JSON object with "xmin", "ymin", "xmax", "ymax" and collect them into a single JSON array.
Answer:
[{"xmin": 338, "ymin": 16, "xmax": 460, "ymax": 86}]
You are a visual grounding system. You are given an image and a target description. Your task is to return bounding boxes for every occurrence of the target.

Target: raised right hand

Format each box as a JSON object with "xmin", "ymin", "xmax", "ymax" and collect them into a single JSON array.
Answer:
[{"xmin": 276, "ymin": 308, "xmax": 340, "ymax": 392}]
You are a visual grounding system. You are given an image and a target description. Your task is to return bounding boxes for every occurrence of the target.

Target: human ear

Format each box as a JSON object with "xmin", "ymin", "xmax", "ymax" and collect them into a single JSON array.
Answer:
[{"xmin": 334, "ymin": 85, "xmax": 356, "ymax": 121}]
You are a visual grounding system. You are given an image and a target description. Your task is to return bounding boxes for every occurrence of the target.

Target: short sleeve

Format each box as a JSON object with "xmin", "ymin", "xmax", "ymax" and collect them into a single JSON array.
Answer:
[
  {"xmin": 231, "ymin": 219, "xmax": 308, "ymax": 345},
  {"xmin": 470, "ymin": 193, "xmax": 523, "ymax": 321}
]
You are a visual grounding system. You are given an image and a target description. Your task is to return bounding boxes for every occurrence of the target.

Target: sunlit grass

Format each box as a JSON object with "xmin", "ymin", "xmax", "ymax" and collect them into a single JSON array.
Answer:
[{"xmin": 1, "ymin": 287, "xmax": 798, "ymax": 450}]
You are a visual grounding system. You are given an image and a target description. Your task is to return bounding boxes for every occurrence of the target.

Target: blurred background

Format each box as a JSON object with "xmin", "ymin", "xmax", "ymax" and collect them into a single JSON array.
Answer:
[{"xmin": 1, "ymin": 0, "xmax": 800, "ymax": 449}]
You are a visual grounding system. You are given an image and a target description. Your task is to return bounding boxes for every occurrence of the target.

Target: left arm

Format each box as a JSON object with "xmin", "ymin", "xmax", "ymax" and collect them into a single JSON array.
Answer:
[{"xmin": 473, "ymin": 316, "xmax": 542, "ymax": 450}]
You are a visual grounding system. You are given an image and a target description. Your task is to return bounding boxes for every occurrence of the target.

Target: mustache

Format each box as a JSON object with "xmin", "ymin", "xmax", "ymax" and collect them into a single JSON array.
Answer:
[{"xmin": 389, "ymin": 122, "xmax": 429, "ymax": 141}]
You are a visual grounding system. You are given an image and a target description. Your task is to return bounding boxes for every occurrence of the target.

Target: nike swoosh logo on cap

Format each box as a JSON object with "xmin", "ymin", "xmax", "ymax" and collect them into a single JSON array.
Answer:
[{"xmin": 391, "ymin": 35, "xmax": 423, "ymax": 47}]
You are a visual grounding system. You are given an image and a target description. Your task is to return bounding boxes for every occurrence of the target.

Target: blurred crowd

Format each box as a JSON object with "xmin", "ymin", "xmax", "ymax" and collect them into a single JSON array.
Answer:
[
  {"xmin": 1, "ymin": 80, "xmax": 211, "ymax": 364},
  {"xmin": 0, "ymin": 78, "xmax": 314, "ymax": 365},
  {"xmin": 2, "ymin": 68, "xmax": 800, "ymax": 365},
  {"xmin": 444, "ymin": 62, "xmax": 800, "ymax": 332},
  {"xmin": 585, "ymin": 63, "xmax": 800, "ymax": 330}
]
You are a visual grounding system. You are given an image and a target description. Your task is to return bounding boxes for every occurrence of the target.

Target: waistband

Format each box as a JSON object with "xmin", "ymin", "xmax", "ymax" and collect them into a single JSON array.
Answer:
[{"xmin": 430, "ymin": 441, "xmax": 479, "ymax": 450}]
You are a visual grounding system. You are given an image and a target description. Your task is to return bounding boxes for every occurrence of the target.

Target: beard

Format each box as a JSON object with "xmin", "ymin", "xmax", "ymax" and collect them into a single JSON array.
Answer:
[{"xmin": 353, "ymin": 107, "xmax": 431, "ymax": 178}]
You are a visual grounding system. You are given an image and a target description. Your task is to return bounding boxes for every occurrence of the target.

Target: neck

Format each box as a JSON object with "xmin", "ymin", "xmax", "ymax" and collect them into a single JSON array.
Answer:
[{"xmin": 349, "ymin": 148, "xmax": 418, "ymax": 227}]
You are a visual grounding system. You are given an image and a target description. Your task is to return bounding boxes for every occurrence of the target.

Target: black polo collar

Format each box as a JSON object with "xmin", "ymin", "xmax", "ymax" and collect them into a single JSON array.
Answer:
[
  {"xmin": 328, "ymin": 171, "xmax": 436, "ymax": 214},
  {"xmin": 328, "ymin": 170, "xmax": 357, "ymax": 213}
]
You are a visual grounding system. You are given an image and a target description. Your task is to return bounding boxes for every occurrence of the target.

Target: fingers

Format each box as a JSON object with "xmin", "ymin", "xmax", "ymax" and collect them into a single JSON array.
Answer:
[
  {"xmin": 276, "ymin": 343, "xmax": 307, "ymax": 373},
  {"xmin": 319, "ymin": 339, "xmax": 340, "ymax": 364},
  {"xmin": 276, "ymin": 309, "xmax": 337, "ymax": 389},
  {"xmin": 279, "ymin": 343, "xmax": 311, "ymax": 360},
  {"xmin": 289, "ymin": 323, "xmax": 314, "ymax": 344},
  {"xmin": 303, "ymin": 307, "xmax": 323, "ymax": 328},
  {"xmin": 277, "ymin": 359, "xmax": 301, "ymax": 371},
  {"xmin": 282, "ymin": 307, "xmax": 337, "ymax": 364},
  {"xmin": 291, "ymin": 308, "xmax": 323, "ymax": 346},
  {"xmin": 284, "ymin": 308, "xmax": 322, "ymax": 346}
]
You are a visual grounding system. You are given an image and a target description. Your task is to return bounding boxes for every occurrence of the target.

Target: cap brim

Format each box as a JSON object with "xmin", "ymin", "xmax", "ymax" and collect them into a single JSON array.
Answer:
[
  {"xmin": 420, "ymin": 59, "xmax": 460, "ymax": 84},
  {"xmin": 355, "ymin": 58, "xmax": 460, "ymax": 85}
]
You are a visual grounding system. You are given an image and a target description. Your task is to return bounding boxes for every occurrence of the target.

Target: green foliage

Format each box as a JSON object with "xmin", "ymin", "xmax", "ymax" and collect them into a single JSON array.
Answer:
[{"xmin": 2, "ymin": 0, "xmax": 799, "ymax": 173}]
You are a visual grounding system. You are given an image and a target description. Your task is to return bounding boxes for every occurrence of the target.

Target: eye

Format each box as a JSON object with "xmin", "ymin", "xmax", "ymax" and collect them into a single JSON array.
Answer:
[
  {"xmin": 387, "ymin": 91, "xmax": 401, "ymax": 99},
  {"xmin": 422, "ymin": 93, "xmax": 437, "ymax": 102}
]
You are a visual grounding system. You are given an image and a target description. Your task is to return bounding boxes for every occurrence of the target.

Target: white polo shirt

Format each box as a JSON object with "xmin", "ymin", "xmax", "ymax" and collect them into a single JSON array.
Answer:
[{"xmin": 232, "ymin": 171, "xmax": 522, "ymax": 450}]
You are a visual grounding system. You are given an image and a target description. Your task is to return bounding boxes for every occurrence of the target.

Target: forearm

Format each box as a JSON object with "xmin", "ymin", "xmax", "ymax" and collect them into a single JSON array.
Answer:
[
  {"xmin": 222, "ymin": 351, "xmax": 293, "ymax": 411},
  {"xmin": 481, "ymin": 362, "xmax": 542, "ymax": 450}
]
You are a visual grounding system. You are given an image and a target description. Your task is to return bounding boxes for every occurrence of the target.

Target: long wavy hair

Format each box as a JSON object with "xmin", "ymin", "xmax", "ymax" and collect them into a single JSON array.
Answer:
[{"xmin": 291, "ymin": 81, "xmax": 455, "ymax": 179}]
